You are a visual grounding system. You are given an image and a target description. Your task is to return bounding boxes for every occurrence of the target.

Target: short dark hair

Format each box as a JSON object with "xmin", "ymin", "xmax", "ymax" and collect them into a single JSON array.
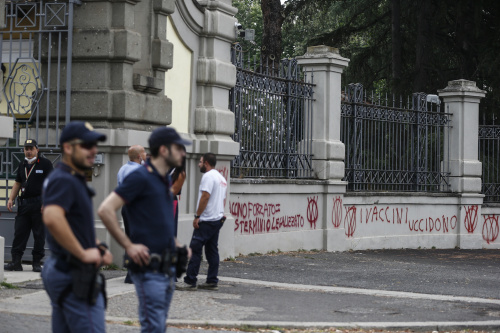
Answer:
[
  {"xmin": 150, "ymin": 143, "xmax": 171, "ymax": 158},
  {"xmin": 202, "ymin": 153, "xmax": 216, "ymax": 167}
]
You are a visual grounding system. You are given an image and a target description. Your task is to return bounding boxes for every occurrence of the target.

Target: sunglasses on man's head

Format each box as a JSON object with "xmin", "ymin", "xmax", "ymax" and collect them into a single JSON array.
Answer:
[{"xmin": 69, "ymin": 139, "xmax": 98, "ymax": 150}]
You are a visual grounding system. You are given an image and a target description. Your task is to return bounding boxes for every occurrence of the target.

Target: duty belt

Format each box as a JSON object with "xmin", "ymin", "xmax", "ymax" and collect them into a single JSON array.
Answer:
[{"xmin": 18, "ymin": 196, "xmax": 41, "ymax": 205}]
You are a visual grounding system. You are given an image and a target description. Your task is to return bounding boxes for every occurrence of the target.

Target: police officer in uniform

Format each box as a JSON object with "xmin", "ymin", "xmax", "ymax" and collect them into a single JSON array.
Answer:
[
  {"xmin": 98, "ymin": 127, "xmax": 191, "ymax": 333},
  {"xmin": 42, "ymin": 121, "xmax": 113, "ymax": 333},
  {"xmin": 5, "ymin": 139, "xmax": 53, "ymax": 272}
]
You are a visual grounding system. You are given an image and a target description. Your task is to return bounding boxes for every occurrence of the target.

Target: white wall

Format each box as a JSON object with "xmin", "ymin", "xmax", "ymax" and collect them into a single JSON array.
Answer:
[{"xmin": 225, "ymin": 181, "xmax": 499, "ymax": 256}]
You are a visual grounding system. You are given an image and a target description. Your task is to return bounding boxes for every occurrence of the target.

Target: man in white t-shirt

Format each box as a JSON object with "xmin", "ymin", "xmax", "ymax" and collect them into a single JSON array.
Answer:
[{"xmin": 177, "ymin": 153, "xmax": 227, "ymax": 291}]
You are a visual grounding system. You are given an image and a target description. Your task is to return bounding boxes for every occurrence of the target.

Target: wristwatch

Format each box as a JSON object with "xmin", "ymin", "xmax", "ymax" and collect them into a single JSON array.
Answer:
[
  {"xmin": 194, "ymin": 214, "xmax": 201, "ymax": 219},
  {"xmin": 97, "ymin": 242, "xmax": 109, "ymax": 256}
]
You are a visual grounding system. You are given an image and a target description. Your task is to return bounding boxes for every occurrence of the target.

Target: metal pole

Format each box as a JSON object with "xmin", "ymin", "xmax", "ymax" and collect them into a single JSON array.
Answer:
[{"xmin": 65, "ymin": 1, "xmax": 77, "ymax": 123}]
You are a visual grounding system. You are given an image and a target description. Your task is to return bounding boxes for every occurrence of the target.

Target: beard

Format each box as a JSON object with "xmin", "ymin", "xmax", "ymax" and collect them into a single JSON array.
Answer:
[
  {"xmin": 71, "ymin": 152, "xmax": 92, "ymax": 171},
  {"xmin": 200, "ymin": 165, "xmax": 207, "ymax": 173},
  {"xmin": 165, "ymin": 154, "xmax": 181, "ymax": 168}
]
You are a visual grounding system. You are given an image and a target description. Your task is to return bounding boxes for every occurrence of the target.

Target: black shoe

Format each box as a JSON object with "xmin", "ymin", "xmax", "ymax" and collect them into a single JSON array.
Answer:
[
  {"xmin": 124, "ymin": 273, "xmax": 133, "ymax": 284},
  {"xmin": 32, "ymin": 263, "xmax": 42, "ymax": 272},
  {"xmin": 198, "ymin": 282, "xmax": 218, "ymax": 291},
  {"xmin": 4, "ymin": 261, "xmax": 23, "ymax": 271}
]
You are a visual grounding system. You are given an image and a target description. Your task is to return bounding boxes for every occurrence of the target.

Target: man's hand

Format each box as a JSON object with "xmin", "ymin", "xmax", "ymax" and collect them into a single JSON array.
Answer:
[
  {"xmin": 80, "ymin": 248, "xmax": 104, "ymax": 267},
  {"xmin": 102, "ymin": 250, "xmax": 113, "ymax": 266},
  {"xmin": 126, "ymin": 243, "xmax": 150, "ymax": 266},
  {"xmin": 193, "ymin": 217, "xmax": 200, "ymax": 229},
  {"xmin": 7, "ymin": 199, "xmax": 14, "ymax": 212}
]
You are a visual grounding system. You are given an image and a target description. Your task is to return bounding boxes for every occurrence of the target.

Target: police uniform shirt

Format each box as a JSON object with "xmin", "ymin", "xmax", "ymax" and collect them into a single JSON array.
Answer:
[
  {"xmin": 114, "ymin": 161, "xmax": 176, "ymax": 254},
  {"xmin": 42, "ymin": 163, "xmax": 96, "ymax": 256},
  {"xmin": 16, "ymin": 155, "xmax": 53, "ymax": 199}
]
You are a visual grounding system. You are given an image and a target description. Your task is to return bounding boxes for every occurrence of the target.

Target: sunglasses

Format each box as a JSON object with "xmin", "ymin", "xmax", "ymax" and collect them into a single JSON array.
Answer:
[{"xmin": 69, "ymin": 140, "xmax": 98, "ymax": 150}]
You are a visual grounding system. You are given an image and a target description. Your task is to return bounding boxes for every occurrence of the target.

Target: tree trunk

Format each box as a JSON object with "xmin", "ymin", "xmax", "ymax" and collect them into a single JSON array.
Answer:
[
  {"xmin": 414, "ymin": 0, "xmax": 434, "ymax": 92},
  {"xmin": 261, "ymin": 0, "xmax": 285, "ymax": 71},
  {"xmin": 391, "ymin": 0, "xmax": 402, "ymax": 92}
]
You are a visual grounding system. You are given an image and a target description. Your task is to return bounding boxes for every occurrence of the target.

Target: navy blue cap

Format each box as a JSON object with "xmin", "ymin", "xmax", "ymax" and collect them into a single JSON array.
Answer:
[
  {"xmin": 148, "ymin": 127, "xmax": 191, "ymax": 149},
  {"xmin": 24, "ymin": 139, "xmax": 38, "ymax": 148},
  {"xmin": 59, "ymin": 121, "xmax": 106, "ymax": 145}
]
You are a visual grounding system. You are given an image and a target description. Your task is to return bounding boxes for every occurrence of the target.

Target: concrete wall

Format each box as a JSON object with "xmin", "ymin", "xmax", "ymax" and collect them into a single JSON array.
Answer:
[
  {"xmin": 165, "ymin": 16, "xmax": 192, "ymax": 134},
  {"xmin": 227, "ymin": 182, "xmax": 499, "ymax": 255}
]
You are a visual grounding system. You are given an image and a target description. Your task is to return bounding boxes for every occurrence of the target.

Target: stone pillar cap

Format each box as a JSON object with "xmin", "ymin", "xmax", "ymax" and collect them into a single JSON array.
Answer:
[
  {"xmin": 438, "ymin": 79, "xmax": 486, "ymax": 95},
  {"xmin": 297, "ymin": 45, "xmax": 350, "ymax": 66}
]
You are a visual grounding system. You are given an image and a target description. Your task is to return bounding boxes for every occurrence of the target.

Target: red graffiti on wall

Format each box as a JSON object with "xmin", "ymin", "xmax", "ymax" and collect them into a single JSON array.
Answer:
[
  {"xmin": 482, "ymin": 215, "xmax": 500, "ymax": 244},
  {"xmin": 464, "ymin": 205, "xmax": 479, "ymax": 233},
  {"xmin": 217, "ymin": 166, "xmax": 229, "ymax": 181},
  {"xmin": 306, "ymin": 196, "xmax": 319, "ymax": 229},
  {"xmin": 344, "ymin": 206, "xmax": 357, "ymax": 238},
  {"xmin": 230, "ymin": 201, "xmax": 305, "ymax": 234},
  {"xmin": 332, "ymin": 196, "xmax": 343, "ymax": 228}
]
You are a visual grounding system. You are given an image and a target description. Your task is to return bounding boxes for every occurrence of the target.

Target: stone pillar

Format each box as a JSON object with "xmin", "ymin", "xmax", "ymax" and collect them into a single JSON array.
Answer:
[
  {"xmin": 0, "ymin": 236, "xmax": 3, "ymax": 282},
  {"xmin": 0, "ymin": 116, "xmax": 12, "ymax": 272},
  {"xmin": 439, "ymin": 79, "xmax": 485, "ymax": 193},
  {"xmin": 297, "ymin": 46, "xmax": 349, "ymax": 251},
  {"xmin": 182, "ymin": 0, "xmax": 239, "ymax": 259},
  {"xmin": 297, "ymin": 46, "xmax": 349, "ymax": 181},
  {"xmin": 438, "ymin": 79, "xmax": 486, "ymax": 249},
  {"xmin": 40, "ymin": 0, "xmax": 175, "ymax": 129}
]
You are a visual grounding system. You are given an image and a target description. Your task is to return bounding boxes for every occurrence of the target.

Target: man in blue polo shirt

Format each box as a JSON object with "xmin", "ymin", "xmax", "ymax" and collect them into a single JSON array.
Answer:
[
  {"xmin": 98, "ymin": 127, "xmax": 191, "ymax": 332},
  {"xmin": 42, "ymin": 121, "xmax": 113, "ymax": 333},
  {"xmin": 117, "ymin": 144, "xmax": 147, "ymax": 284}
]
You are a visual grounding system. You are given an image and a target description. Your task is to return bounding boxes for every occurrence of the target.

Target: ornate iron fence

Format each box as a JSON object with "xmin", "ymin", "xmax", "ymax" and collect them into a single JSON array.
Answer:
[
  {"xmin": 479, "ymin": 123, "xmax": 500, "ymax": 203},
  {"xmin": 229, "ymin": 44, "xmax": 315, "ymax": 178},
  {"xmin": 1, "ymin": 0, "xmax": 77, "ymax": 260},
  {"xmin": 341, "ymin": 83, "xmax": 451, "ymax": 192}
]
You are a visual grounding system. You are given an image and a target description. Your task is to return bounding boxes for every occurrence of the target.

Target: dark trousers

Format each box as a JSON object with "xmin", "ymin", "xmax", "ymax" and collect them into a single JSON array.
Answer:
[
  {"xmin": 12, "ymin": 201, "xmax": 45, "ymax": 259},
  {"xmin": 184, "ymin": 220, "xmax": 223, "ymax": 285}
]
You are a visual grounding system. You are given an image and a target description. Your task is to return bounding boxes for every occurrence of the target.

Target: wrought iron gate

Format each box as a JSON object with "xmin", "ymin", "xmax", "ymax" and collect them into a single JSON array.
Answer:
[
  {"xmin": 1, "ymin": 0, "xmax": 77, "ymax": 261},
  {"xmin": 341, "ymin": 83, "xmax": 451, "ymax": 192},
  {"xmin": 229, "ymin": 44, "xmax": 315, "ymax": 178}
]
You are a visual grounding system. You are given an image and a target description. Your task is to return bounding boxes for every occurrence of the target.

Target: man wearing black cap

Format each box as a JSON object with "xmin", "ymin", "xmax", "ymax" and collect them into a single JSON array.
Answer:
[
  {"xmin": 98, "ymin": 127, "xmax": 191, "ymax": 332},
  {"xmin": 5, "ymin": 139, "xmax": 53, "ymax": 272},
  {"xmin": 41, "ymin": 121, "xmax": 113, "ymax": 333}
]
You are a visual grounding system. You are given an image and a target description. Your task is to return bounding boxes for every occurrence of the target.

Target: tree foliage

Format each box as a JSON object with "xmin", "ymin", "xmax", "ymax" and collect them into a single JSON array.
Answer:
[{"xmin": 232, "ymin": 0, "xmax": 500, "ymax": 121}]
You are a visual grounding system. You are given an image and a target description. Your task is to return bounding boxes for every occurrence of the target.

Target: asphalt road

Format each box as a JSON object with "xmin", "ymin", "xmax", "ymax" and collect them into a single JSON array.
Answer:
[{"xmin": 0, "ymin": 249, "xmax": 499, "ymax": 332}]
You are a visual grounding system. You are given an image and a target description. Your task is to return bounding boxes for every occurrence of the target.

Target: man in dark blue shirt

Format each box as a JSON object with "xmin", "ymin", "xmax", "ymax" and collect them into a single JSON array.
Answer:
[
  {"xmin": 42, "ymin": 121, "xmax": 113, "ymax": 333},
  {"xmin": 98, "ymin": 127, "xmax": 191, "ymax": 332}
]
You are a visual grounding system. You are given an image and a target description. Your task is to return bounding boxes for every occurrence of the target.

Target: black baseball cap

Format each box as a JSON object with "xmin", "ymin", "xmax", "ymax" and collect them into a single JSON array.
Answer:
[
  {"xmin": 59, "ymin": 121, "xmax": 106, "ymax": 145},
  {"xmin": 148, "ymin": 127, "xmax": 191, "ymax": 149},
  {"xmin": 24, "ymin": 139, "xmax": 38, "ymax": 148}
]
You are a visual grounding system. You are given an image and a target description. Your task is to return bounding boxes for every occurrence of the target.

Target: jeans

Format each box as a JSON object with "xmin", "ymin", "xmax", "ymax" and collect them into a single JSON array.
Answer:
[
  {"xmin": 12, "ymin": 201, "xmax": 45, "ymax": 259},
  {"xmin": 42, "ymin": 256, "xmax": 105, "ymax": 333},
  {"xmin": 131, "ymin": 270, "xmax": 176, "ymax": 333},
  {"xmin": 184, "ymin": 219, "xmax": 223, "ymax": 285}
]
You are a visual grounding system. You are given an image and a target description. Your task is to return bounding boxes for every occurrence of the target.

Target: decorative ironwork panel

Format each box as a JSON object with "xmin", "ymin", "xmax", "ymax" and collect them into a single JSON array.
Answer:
[
  {"xmin": 0, "ymin": 0, "xmax": 76, "ymax": 202},
  {"xmin": 479, "ymin": 125, "xmax": 500, "ymax": 203},
  {"xmin": 341, "ymin": 83, "xmax": 451, "ymax": 192},
  {"xmin": 229, "ymin": 44, "xmax": 315, "ymax": 179}
]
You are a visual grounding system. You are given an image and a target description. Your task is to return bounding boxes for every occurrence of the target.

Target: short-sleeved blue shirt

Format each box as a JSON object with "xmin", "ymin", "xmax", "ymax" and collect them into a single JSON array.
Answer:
[
  {"xmin": 114, "ymin": 160, "xmax": 175, "ymax": 254},
  {"xmin": 42, "ymin": 162, "xmax": 96, "ymax": 256}
]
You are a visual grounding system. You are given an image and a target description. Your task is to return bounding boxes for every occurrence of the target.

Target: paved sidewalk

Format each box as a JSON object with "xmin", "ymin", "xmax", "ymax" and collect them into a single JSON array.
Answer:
[{"xmin": 1, "ymin": 249, "xmax": 500, "ymax": 332}]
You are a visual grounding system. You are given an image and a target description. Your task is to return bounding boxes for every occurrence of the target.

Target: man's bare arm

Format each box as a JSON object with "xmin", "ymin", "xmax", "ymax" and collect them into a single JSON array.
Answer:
[
  {"xmin": 7, "ymin": 182, "xmax": 21, "ymax": 212},
  {"xmin": 43, "ymin": 205, "xmax": 102, "ymax": 265},
  {"xmin": 196, "ymin": 191, "xmax": 210, "ymax": 217},
  {"xmin": 98, "ymin": 192, "xmax": 150, "ymax": 265}
]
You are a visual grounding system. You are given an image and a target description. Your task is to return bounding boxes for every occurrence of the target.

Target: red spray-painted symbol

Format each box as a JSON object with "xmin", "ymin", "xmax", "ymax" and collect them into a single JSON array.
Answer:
[
  {"xmin": 463, "ymin": 205, "xmax": 478, "ymax": 233},
  {"xmin": 307, "ymin": 196, "xmax": 319, "ymax": 229},
  {"xmin": 482, "ymin": 215, "xmax": 499, "ymax": 244},
  {"xmin": 332, "ymin": 196, "xmax": 342, "ymax": 228},
  {"xmin": 344, "ymin": 206, "xmax": 357, "ymax": 238}
]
